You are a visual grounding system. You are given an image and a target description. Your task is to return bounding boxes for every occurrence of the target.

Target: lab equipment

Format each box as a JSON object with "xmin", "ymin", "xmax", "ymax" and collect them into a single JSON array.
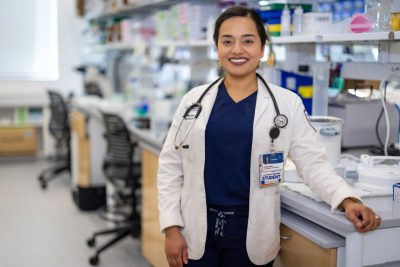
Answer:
[
  {"xmin": 309, "ymin": 116, "xmax": 342, "ymax": 166},
  {"xmin": 280, "ymin": 5, "xmax": 291, "ymax": 36},
  {"xmin": 312, "ymin": 62, "xmax": 330, "ymax": 116},
  {"xmin": 365, "ymin": 0, "xmax": 392, "ymax": 31},
  {"xmin": 328, "ymin": 97, "xmax": 400, "ymax": 148},
  {"xmin": 174, "ymin": 73, "xmax": 288, "ymax": 150},
  {"xmin": 355, "ymin": 155, "xmax": 400, "ymax": 195}
]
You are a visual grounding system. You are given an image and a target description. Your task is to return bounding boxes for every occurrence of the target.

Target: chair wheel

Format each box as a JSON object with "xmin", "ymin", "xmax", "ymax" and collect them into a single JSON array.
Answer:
[
  {"xmin": 38, "ymin": 175, "xmax": 44, "ymax": 182},
  {"xmin": 40, "ymin": 181, "xmax": 47, "ymax": 189},
  {"xmin": 89, "ymin": 255, "xmax": 99, "ymax": 265},
  {"xmin": 87, "ymin": 237, "xmax": 96, "ymax": 247}
]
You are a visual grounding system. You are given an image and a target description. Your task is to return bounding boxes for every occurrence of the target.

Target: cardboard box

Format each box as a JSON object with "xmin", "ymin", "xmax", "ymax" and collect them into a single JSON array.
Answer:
[
  {"xmin": 302, "ymin": 12, "xmax": 333, "ymax": 35},
  {"xmin": 0, "ymin": 126, "xmax": 38, "ymax": 156}
]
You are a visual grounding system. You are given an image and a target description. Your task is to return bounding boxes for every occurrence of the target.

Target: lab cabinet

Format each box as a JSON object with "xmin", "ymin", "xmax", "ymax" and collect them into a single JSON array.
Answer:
[
  {"xmin": 0, "ymin": 126, "xmax": 38, "ymax": 156},
  {"xmin": 70, "ymin": 110, "xmax": 91, "ymax": 187},
  {"xmin": 274, "ymin": 224, "xmax": 337, "ymax": 267},
  {"xmin": 0, "ymin": 99, "xmax": 51, "ymax": 156},
  {"xmin": 141, "ymin": 148, "xmax": 169, "ymax": 267},
  {"xmin": 70, "ymin": 108, "xmax": 107, "ymax": 211}
]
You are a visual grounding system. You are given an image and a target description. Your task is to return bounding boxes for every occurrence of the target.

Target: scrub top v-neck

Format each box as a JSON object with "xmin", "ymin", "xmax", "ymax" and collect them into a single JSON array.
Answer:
[{"xmin": 204, "ymin": 82, "xmax": 257, "ymax": 207}]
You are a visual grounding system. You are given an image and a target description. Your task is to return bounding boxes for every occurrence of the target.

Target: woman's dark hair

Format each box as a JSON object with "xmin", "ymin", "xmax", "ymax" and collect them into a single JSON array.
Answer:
[{"xmin": 213, "ymin": 6, "xmax": 269, "ymax": 48}]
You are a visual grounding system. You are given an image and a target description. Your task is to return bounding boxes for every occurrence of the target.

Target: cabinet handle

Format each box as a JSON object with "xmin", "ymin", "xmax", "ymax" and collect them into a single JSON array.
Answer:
[{"xmin": 280, "ymin": 235, "xmax": 292, "ymax": 240}]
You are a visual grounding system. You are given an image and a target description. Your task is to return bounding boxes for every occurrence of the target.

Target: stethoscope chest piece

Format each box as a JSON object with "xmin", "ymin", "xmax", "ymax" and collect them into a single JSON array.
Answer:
[{"xmin": 274, "ymin": 114, "xmax": 288, "ymax": 128}]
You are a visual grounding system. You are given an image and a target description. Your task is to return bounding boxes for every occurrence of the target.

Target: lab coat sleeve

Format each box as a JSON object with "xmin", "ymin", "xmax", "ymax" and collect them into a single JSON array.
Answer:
[
  {"xmin": 157, "ymin": 94, "xmax": 188, "ymax": 232},
  {"xmin": 288, "ymin": 96, "xmax": 361, "ymax": 212}
]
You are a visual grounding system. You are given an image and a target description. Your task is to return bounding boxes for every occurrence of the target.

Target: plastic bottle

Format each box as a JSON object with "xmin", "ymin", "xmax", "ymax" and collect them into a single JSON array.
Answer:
[
  {"xmin": 280, "ymin": 5, "xmax": 291, "ymax": 36},
  {"xmin": 293, "ymin": 5, "xmax": 303, "ymax": 36},
  {"xmin": 312, "ymin": 62, "xmax": 330, "ymax": 116}
]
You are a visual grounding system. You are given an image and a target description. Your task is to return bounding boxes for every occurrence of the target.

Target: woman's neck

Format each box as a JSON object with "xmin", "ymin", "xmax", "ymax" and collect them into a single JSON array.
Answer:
[{"xmin": 224, "ymin": 73, "xmax": 258, "ymax": 102}]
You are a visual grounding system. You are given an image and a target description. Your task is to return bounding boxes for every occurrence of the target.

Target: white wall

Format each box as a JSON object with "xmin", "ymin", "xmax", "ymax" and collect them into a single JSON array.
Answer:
[{"xmin": 0, "ymin": 0, "xmax": 85, "ymax": 98}]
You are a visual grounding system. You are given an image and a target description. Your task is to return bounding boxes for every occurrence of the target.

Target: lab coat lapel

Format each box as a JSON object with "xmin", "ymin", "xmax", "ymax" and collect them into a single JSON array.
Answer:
[
  {"xmin": 197, "ymin": 79, "xmax": 224, "ymax": 130},
  {"xmin": 253, "ymin": 77, "xmax": 271, "ymax": 127}
]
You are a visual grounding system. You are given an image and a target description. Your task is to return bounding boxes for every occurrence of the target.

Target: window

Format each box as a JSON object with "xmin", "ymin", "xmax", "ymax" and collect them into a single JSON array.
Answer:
[{"xmin": 0, "ymin": 0, "xmax": 58, "ymax": 81}]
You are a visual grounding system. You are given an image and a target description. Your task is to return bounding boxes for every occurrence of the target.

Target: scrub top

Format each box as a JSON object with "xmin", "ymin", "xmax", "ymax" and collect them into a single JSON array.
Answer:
[{"xmin": 204, "ymin": 82, "xmax": 257, "ymax": 207}]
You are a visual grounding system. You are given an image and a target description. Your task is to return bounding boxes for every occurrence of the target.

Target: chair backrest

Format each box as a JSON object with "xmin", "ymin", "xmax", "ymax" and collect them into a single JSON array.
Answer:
[
  {"xmin": 48, "ymin": 90, "xmax": 70, "ymax": 140},
  {"xmin": 102, "ymin": 113, "xmax": 133, "ymax": 187}
]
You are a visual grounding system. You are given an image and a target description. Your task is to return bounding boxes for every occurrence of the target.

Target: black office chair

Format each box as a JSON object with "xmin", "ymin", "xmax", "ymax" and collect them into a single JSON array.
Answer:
[
  {"xmin": 38, "ymin": 90, "xmax": 71, "ymax": 189},
  {"xmin": 87, "ymin": 113, "xmax": 141, "ymax": 266}
]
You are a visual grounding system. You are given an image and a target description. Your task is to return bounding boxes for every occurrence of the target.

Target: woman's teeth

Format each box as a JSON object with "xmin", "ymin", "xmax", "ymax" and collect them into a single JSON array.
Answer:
[{"xmin": 230, "ymin": 58, "xmax": 247, "ymax": 63}]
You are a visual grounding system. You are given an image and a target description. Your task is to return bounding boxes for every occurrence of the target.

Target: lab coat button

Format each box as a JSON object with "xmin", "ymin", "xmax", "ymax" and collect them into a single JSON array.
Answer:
[{"xmin": 250, "ymin": 217, "xmax": 256, "ymax": 224}]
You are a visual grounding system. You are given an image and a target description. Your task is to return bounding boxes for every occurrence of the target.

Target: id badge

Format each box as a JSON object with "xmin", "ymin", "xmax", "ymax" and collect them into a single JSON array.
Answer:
[{"xmin": 259, "ymin": 152, "xmax": 284, "ymax": 187}]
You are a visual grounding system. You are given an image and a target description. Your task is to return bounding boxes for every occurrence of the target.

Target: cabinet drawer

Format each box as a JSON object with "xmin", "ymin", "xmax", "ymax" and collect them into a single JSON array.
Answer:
[
  {"xmin": 275, "ymin": 224, "xmax": 337, "ymax": 267},
  {"xmin": 0, "ymin": 126, "xmax": 38, "ymax": 155}
]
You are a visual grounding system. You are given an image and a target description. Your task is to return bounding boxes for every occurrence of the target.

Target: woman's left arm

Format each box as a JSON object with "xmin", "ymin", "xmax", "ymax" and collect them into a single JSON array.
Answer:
[
  {"xmin": 288, "ymin": 96, "xmax": 380, "ymax": 232},
  {"xmin": 340, "ymin": 198, "xmax": 381, "ymax": 232}
]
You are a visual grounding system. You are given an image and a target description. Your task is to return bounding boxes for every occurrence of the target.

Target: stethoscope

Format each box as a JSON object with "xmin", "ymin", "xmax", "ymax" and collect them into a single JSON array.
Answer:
[{"xmin": 174, "ymin": 73, "xmax": 288, "ymax": 150}]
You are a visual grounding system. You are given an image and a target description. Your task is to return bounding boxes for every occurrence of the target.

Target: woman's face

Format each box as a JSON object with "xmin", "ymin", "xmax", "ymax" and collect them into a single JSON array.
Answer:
[{"xmin": 217, "ymin": 16, "xmax": 264, "ymax": 79}]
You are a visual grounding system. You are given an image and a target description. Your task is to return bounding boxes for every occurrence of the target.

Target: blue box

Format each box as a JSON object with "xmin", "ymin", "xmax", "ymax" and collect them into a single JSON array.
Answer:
[
  {"xmin": 394, "ymin": 183, "xmax": 400, "ymax": 202},
  {"xmin": 280, "ymin": 70, "xmax": 313, "ymax": 115}
]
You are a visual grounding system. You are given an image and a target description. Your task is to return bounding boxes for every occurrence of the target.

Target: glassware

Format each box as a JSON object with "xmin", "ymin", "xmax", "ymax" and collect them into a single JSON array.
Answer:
[{"xmin": 365, "ymin": 0, "xmax": 392, "ymax": 31}]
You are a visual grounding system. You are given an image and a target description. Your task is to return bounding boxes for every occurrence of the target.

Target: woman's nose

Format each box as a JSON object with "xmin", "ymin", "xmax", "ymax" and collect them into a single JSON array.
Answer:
[{"xmin": 231, "ymin": 42, "xmax": 243, "ymax": 54}]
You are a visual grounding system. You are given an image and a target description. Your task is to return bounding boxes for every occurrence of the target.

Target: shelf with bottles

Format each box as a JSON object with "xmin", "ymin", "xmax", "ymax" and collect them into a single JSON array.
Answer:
[
  {"xmin": 0, "ymin": 106, "xmax": 44, "ymax": 127},
  {"xmin": 271, "ymin": 31, "xmax": 398, "ymax": 44},
  {"xmin": 86, "ymin": 0, "xmax": 180, "ymax": 22}
]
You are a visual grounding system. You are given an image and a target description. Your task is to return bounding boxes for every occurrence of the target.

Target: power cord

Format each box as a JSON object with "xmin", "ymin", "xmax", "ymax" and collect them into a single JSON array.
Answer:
[{"xmin": 369, "ymin": 144, "xmax": 400, "ymax": 156}]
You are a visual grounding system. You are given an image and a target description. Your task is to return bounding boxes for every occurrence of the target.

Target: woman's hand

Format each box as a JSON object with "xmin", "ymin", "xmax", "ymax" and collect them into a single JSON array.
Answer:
[
  {"xmin": 340, "ymin": 198, "xmax": 381, "ymax": 233},
  {"xmin": 164, "ymin": 226, "xmax": 189, "ymax": 267}
]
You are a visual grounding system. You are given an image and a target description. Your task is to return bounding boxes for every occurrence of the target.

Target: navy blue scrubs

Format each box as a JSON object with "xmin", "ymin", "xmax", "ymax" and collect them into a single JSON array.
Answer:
[{"xmin": 186, "ymin": 83, "xmax": 273, "ymax": 267}]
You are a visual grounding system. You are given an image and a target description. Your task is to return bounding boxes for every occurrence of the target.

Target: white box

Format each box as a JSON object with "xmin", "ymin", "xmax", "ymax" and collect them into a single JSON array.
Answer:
[
  {"xmin": 302, "ymin": 12, "xmax": 333, "ymax": 35},
  {"xmin": 394, "ymin": 183, "xmax": 400, "ymax": 202}
]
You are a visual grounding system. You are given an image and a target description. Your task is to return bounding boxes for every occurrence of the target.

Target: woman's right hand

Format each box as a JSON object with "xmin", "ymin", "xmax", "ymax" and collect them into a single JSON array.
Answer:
[{"xmin": 164, "ymin": 226, "xmax": 189, "ymax": 267}]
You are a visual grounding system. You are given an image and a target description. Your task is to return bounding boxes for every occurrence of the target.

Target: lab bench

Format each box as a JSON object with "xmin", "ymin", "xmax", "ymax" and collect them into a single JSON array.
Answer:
[
  {"xmin": 129, "ymin": 125, "xmax": 400, "ymax": 267},
  {"xmin": 70, "ymin": 97, "xmax": 400, "ymax": 267}
]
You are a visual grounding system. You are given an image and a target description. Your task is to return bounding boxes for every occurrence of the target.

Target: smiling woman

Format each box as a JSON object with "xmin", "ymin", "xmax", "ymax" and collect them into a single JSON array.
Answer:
[{"xmin": 157, "ymin": 6, "xmax": 380, "ymax": 267}]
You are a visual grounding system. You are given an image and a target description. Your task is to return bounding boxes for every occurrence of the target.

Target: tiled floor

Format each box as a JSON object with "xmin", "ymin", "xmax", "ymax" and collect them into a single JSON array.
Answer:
[{"xmin": 0, "ymin": 158, "xmax": 150, "ymax": 267}]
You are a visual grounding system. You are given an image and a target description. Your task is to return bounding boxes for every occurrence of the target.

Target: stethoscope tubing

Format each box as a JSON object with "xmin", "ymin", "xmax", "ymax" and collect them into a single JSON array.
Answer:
[{"xmin": 174, "ymin": 73, "xmax": 287, "ymax": 150}]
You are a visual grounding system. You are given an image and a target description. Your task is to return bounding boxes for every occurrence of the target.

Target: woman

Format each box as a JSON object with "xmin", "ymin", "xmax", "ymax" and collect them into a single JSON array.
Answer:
[{"xmin": 157, "ymin": 6, "xmax": 380, "ymax": 267}]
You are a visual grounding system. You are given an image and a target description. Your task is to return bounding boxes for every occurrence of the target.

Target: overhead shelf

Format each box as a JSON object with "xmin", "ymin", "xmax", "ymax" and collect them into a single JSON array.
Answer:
[
  {"xmin": 272, "ymin": 31, "xmax": 398, "ymax": 44},
  {"xmin": 88, "ymin": 31, "xmax": 400, "ymax": 53},
  {"xmin": 154, "ymin": 39, "xmax": 213, "ymax": 47},
  {"xmin": 271, "ymin": 35, "xmax": 318, "ymax": 44},
  {"xmin": 89, "ymin": 43, "xmax": 134, "ymax": 52}
]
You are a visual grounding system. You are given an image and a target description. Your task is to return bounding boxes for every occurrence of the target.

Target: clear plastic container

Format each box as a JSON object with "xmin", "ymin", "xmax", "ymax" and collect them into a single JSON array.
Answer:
[
  {"xmin": 365, "ymin": 0, "xmax": 392, "ymax": 31},
  {"xmin": 312, "ymin": 62, "xmax": 330, "ymax": 116},
  {"xmin": 280, "ymin": 5, "xmax": 291, "ymax": 36},
  {"xmin": 292, "ymin": 5, "xmax": 303, "ymax": 36}
]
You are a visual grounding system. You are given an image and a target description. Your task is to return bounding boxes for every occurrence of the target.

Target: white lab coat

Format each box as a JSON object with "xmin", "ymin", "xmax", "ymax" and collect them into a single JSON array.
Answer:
[{"xmin": 157, "ymin": 77, "xmax": 359, "ymax": 265}]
